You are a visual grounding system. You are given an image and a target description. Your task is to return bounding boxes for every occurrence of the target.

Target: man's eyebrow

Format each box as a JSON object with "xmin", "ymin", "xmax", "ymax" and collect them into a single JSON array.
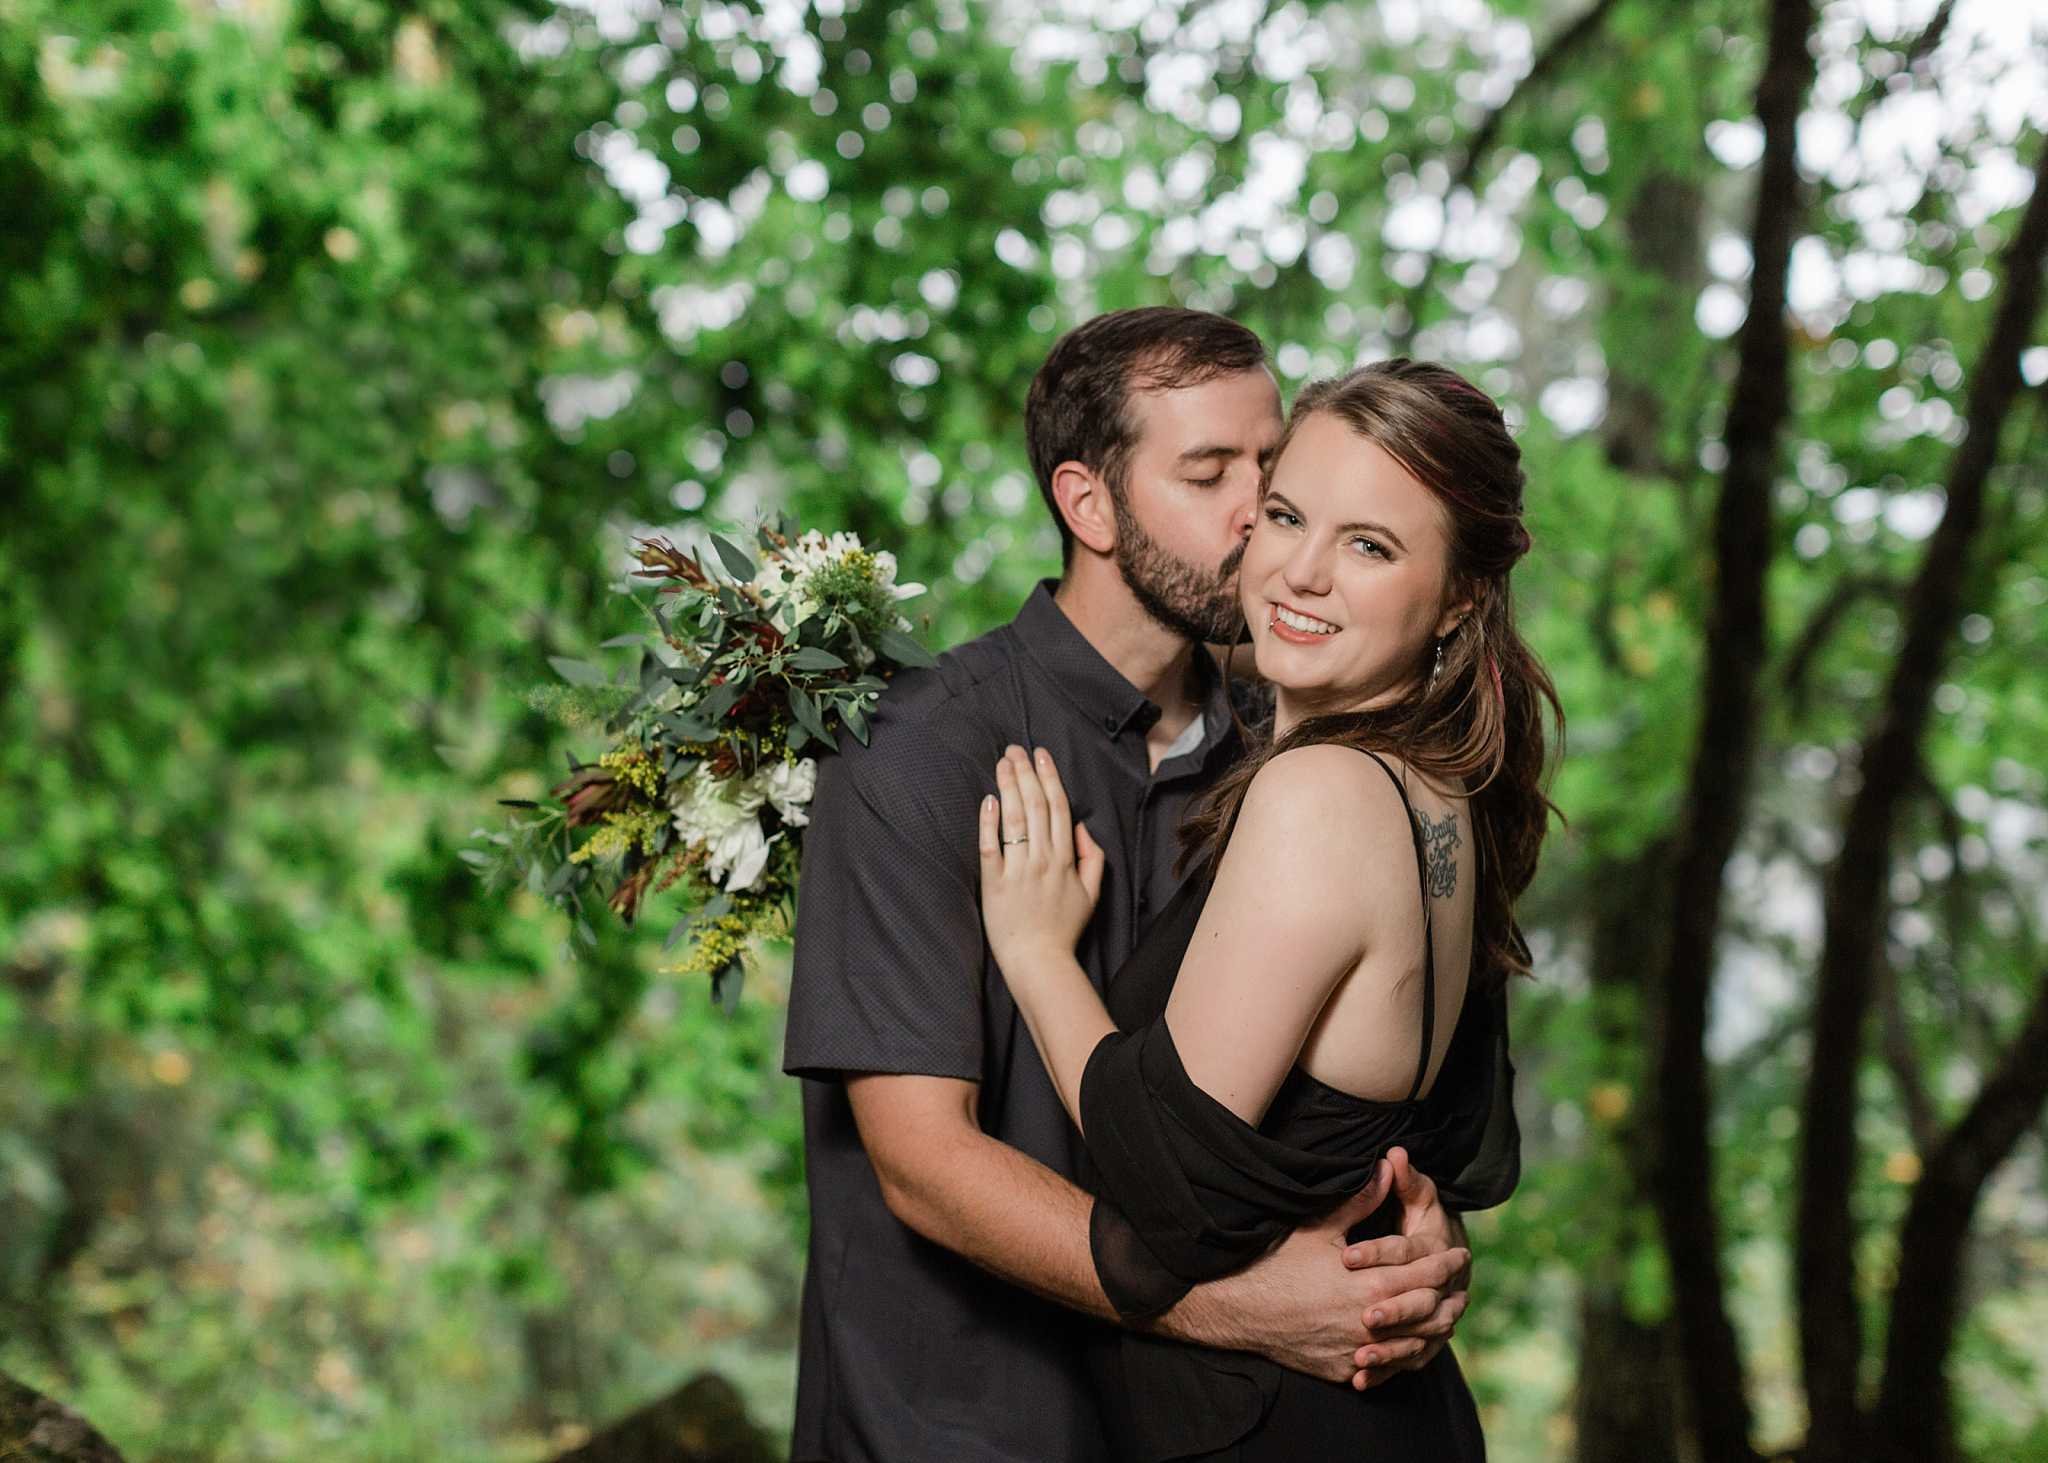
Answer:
[
  {"xmin": 1174, "ymin": 444, "xmax": 1244, "ymax": 464},
  {"xmin": 1264, "ymin": 490, "xmax": 1409, "ymax": 553}
]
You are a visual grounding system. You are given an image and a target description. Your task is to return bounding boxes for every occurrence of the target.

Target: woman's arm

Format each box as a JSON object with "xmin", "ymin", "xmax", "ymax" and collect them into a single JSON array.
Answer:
[
  {"xmin": 1163, "ymin": 744, "xmax": 1422, "ymax": 1125},
  {"xmin": 980, "ymin": 742, "xmax": 1422, "ymax": 1130}
]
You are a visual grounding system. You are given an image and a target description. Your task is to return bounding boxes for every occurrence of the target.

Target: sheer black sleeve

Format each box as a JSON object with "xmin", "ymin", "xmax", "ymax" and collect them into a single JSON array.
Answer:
[{"xmin": 1078, "ymin": 986, "xmax": 1519, "ymax": 1324}]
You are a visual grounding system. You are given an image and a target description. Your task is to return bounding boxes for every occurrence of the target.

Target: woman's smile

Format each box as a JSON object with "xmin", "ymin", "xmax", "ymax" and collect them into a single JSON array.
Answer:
[{"xmin": 1269, "ymin": 602, "xmax": 1341, "ymax": 642}]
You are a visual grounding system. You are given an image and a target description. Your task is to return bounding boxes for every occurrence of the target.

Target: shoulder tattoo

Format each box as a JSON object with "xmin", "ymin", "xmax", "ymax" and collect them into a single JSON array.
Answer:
[{"xmin": 1412, "ymin": 807, "xmax": 1461, "ymax": 899}]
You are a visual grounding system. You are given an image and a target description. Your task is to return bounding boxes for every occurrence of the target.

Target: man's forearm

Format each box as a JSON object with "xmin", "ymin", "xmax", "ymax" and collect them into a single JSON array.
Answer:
[
  {"xmin": 878, "ymin": 1116, "xmax": 1120, "ymax": 1320},
  {"xmin": 878, "ymin": 1119, "xmax": 1273, "ymax": 1348}
]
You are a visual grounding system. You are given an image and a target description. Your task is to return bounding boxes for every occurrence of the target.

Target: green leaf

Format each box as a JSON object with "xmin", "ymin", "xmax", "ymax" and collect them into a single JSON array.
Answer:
[
  {"xmin": 698, "ymin": 681, "xmax": 740, "ymax": 722},
  {"xmin": 709, "ymin": 533, "xmax": 756, "ymax": 581},
  {"xmin": 786, "ymin": 645, "xmax": 846, "ymax": 671},
  {"xmin": 879, "ymin": 626, "xmax": 936, "ymax": 668},
  {"xmin": 549, "ymin": 656, "xmax": 609, "ymax": 687},
  {"xmin": 599, "ymin": 633, "xmax": 645, "ymax": 649},
  {"xmin": 788, "ymin": 686, "xmax": 831, "ymax": 745},
  {"xmin": 663, "ymin": 915, "xmax": 694, "ymax": 951},
  {"xmin": 712, "ymin": 957, "xmax": 746, "ymax": 1014},
  {"xmin": 844, "ymin": 700, "xmax": 870, "ymax": 746}
]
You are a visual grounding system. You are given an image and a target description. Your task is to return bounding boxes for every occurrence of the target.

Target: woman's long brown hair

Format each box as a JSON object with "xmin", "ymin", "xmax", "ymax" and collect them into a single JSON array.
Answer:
[{"xmin": 1178, "ymin": 358, "xmax": 1564, "ymax": 990}]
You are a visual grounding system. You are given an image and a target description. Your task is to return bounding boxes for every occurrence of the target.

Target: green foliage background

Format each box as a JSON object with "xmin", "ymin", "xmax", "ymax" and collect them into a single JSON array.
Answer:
[{"xmin": 2, "ymin": 0, "xmax": 2043, "ymax": 1458}]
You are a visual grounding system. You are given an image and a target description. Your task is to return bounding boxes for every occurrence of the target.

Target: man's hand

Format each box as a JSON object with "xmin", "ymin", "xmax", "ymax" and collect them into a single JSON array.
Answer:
[
  {"xmin": 1341, "ymin": 1147, "xmax": 1469, "ymax": 1389},
  {"xmin": 1161, "ymin": 1155, "xmax": 1470, "ymax": 1385}
]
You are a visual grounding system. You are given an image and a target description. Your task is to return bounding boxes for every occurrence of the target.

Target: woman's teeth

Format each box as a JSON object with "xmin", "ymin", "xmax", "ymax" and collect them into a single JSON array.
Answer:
[{"xmin": 1273, "ymin": 605, "xmax": 1338, "ymax": 635}]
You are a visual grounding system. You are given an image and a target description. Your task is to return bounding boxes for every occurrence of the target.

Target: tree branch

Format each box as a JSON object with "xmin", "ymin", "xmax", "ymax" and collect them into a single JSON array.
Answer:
[
  {"xmin": 1645, "ymin": 2, "xmax": 1818, "ymax": 1458},
  {"xmin": 1778, "ymin": 573, "xmax": 1899, "ymax": 717},
  {"xmin": 1869, "ymin": 965, "xmax": 2048, "ymax": 1463},
  {"xmin": 1877, "ymin": 946, "xmax": 1939, "ymax": 1155},
  {"xmin": 1390, "ymin": 0, "xmax": 1625, "ymax": 353},
  {"xmin": 1795, "ymin": 131, "xmax": 2048, "ymax": 1463}
]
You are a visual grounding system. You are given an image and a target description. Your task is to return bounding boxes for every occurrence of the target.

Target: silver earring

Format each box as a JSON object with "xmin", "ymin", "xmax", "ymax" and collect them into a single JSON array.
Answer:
[{"xmin": 1429, "ymin": 639, "xmax": 1445, "ymax": 688}]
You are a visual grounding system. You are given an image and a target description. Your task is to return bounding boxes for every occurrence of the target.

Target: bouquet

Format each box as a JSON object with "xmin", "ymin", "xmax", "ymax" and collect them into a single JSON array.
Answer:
[{"xmin": 467, "ymin": 519, "xmax": 932, "ymax": 1008}]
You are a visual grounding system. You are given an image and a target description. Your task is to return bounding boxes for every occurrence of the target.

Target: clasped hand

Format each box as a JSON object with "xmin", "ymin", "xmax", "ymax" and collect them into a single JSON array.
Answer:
[{"xmin": 977, "ymin": 745, "xmax": 1102, "ymax": 979}]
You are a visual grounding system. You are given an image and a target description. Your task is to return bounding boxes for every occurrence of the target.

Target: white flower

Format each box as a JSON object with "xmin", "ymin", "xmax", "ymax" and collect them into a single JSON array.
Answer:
[
  {"xmin": 748, "ymin": 555, "xmax": 790, "ymax": 599},
  {"xmin": 872, "ymin": 549, "xmax": 925, "ymax": 603},
  {"xmin": 759, "ymin": 757, "xmax": 817, "ymax": 827},
  {"xmin": 672, "ymin": 773, "xmax": 776, "ymax": 891},
  {"xmin": 706, "ymin": 815, "xmax": 774, "ymax": 892}
]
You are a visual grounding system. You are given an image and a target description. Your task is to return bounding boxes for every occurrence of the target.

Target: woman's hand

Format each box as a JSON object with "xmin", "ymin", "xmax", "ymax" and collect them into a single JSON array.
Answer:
[{"xmin": 977, "ymin": 745, "xmax": 1105, "ymax": 990}]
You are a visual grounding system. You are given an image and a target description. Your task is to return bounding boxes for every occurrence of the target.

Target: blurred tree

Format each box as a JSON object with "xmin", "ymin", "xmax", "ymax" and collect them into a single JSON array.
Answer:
[{"xmin": 2, "ymin": 0, "xmax": 2045, "ymax": 1458}]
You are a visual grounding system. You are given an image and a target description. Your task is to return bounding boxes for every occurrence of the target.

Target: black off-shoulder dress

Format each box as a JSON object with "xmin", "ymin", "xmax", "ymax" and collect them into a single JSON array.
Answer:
[{"xmin": 1077, "ymin": 749, "xmax": 1520, "ymax": 1462}]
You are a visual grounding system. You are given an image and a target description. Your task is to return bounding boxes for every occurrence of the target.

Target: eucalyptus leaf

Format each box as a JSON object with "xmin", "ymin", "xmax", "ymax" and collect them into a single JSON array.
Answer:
[
  {"xmin": 549, "ymin": 656, "xmax": 609, "ymax": 687},
  {"xmin": 698, "ymin": 681, "xmax": 740, "ymax": 722},
  {"xmin": 878, "ymin": 627, "xmax": 936, "ymax": 668},
  {"xmin": 787, "ymin": 645, "xmax": 847, "ymax": 671},
  {"xmin": 709, "ymin": 533, "xmax": 756, "ymax": 582},
  {"xmin": 788, "ymin": 686, "xmax": 831, "ymax": 745},
  {"xmin": 713, "ymin": 957, "xmax": 746, "ymax": 1014}
]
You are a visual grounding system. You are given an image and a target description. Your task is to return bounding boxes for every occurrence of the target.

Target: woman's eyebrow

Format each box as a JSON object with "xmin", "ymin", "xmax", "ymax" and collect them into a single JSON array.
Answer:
[{"xmin": 1264, "ymin": 491, "xmax": 1408, "ymax": 552}]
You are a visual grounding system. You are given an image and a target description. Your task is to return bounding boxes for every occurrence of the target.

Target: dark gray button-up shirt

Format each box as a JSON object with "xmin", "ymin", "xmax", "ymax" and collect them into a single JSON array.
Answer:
[{"xmin": 783, "ymin": 581, "xmax": 1243, "ymax": 1463}]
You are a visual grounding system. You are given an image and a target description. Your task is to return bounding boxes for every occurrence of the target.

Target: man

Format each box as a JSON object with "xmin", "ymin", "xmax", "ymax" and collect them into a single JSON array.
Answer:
[{"xmin": 782, "ymin": 308, "xmax": 1478, "ymax": 1462}]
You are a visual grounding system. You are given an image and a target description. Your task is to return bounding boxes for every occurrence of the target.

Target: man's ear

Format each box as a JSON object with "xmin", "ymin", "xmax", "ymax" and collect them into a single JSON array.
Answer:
[{"xmin": 1051, "ymin": 460, "xmax": 1118, "ymax": 558}]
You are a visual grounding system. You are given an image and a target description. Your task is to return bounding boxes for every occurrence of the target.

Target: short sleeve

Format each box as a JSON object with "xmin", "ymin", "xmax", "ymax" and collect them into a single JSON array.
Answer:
[{"xmin": 782, "ymin": 733, "xmax": 989, "ymax": 1083}]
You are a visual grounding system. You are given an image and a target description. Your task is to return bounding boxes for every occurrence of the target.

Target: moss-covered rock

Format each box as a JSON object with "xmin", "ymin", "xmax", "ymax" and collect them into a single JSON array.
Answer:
[
  {"xmin": 552, "ymin": 1373, "xmax": 777, "ymax": 1463},
  {"xmin": 0, "ymin": 1370, "xmax": 125, "ymax": 1463}
]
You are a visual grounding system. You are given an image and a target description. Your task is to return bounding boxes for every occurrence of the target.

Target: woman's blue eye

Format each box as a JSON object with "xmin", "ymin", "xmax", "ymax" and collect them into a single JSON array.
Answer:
[
  {"xmin": 1351, "ymin": 537, "xmax": 1386, "ymax": 558},
  {"xmin": 1265, "ymin": 506, "xmax": 1300, "ymax": 527}
]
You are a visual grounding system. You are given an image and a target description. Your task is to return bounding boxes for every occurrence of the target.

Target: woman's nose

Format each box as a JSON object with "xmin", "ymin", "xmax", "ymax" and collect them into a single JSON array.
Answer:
[{"xmin": 1282, "ymin": 539, "xmax": 1331, "ymax": 596}]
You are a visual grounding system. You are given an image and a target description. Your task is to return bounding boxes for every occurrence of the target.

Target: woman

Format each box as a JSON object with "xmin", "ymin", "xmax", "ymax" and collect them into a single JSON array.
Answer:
[{"xmin": 975, "ymin": 358, "xmax": 1560, "ymax": 1460}]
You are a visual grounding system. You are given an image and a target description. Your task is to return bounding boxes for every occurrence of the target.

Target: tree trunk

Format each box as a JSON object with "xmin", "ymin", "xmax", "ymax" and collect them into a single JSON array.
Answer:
[
  {"xmin": 1794, "ymin": 133, "xmax": 2048, "ymax": 1463},
  {"xmin": 1573, "ymin": 851, "xmax": 1684, "ymax": 1463},
  {"xmin": 1646, "ymin": 2, "xmax": 1817, "ymax": 1459}
]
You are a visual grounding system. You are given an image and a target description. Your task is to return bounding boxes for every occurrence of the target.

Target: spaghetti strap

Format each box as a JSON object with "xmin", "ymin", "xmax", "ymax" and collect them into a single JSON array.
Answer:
[{"xmin": 1352, "ymin": 749, "xmax": 1436, "ymax": 1102}]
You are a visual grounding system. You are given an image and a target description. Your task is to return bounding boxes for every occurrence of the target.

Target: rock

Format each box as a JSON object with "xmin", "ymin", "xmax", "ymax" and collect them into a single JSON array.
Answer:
[
  {"xmin": 0, "ymin": 1370, "xmax": 126, "ymax": 1463},
  {"xmin": 551, "ymin": 1373, "xmax": 778, "ymax": 1463}
]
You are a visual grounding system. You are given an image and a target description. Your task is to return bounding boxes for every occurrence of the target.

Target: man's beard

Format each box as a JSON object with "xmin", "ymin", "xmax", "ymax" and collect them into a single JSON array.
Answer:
[{"xmin": 1110, "ymin": 492, "xmax": 1247, "ymax": 645}]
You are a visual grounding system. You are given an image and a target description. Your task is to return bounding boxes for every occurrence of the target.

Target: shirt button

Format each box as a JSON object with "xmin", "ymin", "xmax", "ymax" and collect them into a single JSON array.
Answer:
[{"xmin": 1102, "ymin": 714, "xmax": 1119, "ymax": 733}]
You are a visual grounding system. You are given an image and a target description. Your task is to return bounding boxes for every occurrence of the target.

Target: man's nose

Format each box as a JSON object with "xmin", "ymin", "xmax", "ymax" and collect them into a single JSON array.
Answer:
[{"xmin": 1229, "ymin": 493, "xmax": 1258, "ymax": 542}]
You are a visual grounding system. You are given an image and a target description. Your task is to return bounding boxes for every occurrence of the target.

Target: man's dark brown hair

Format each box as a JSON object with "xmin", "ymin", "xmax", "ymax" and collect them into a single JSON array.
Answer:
[{"xmin": 1024, "ymin": 307, "xmax": 1268, "ymax": 563}]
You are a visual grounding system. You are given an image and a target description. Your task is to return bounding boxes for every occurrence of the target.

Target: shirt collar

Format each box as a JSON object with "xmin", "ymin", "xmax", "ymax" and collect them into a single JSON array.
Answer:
[{"xmin": 1011, "ymin": 580, "xmax": 1240, "ymax": 757}]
